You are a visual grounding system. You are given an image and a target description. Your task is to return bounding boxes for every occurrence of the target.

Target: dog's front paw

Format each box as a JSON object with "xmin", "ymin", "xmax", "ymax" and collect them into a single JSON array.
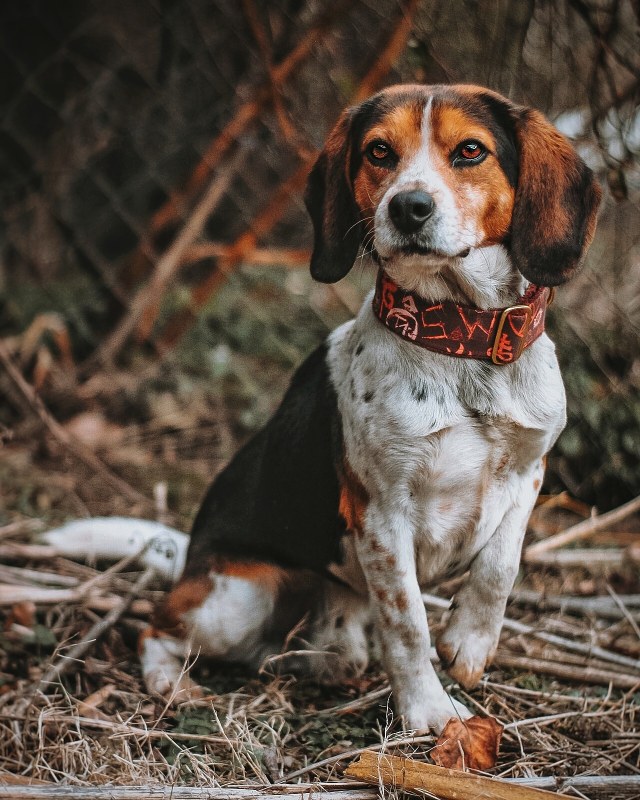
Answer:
[
  {"xmin": 436, "ymin": 614, "xmax": 500, "ymax": 689},
  {"xmin": 403, "ymin": 693, "xmax": 473, "ymax": 736}
]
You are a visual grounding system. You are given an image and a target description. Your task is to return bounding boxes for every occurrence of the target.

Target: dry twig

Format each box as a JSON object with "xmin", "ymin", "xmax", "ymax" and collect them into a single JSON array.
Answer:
[
  {"xmin": 525, "ymin": 494, "xmax": 640, "ymax": 560},
  {"xmin": 93, "ymin": 147, "xmax": 248, "ymax": 365},
  {"xmin": 493, "ymin": 652, "xmax": 640, "ymax": 689}
]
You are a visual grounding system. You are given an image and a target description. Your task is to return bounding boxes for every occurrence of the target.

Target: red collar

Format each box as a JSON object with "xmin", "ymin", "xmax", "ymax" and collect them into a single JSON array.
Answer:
[{"xmin": 372, "ymin": 270, "xmax": 552, "ymax": 365}]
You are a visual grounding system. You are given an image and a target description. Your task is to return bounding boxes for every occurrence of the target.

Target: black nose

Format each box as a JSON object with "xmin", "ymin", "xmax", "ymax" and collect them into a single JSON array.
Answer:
[{"xmin": 388, "ymin": 190, "xmax": 435, "ymax": 234}]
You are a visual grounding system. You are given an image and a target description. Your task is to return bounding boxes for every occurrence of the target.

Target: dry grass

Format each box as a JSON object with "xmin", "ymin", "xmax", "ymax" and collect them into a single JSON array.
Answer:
[
  {"xmin": 0, "ymin": 494, "xmax": 639, "ymax": 787},
  {"xmin": 0, "ymin": 267, "xmax": 639, "ymax": 789}
]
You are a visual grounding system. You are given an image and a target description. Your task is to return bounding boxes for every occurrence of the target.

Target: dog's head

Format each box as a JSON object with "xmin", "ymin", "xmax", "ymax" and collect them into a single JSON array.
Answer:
[{"xmin": 305, "ymin": 84, "xmax": 601, "ymax": 287}]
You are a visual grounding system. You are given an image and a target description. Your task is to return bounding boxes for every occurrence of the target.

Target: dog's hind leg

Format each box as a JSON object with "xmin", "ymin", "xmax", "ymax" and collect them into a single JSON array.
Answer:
[
  {"xmin": 141, "ymin": 563, "xmax": 295, "ymax": 699},
  {"xmin": 296, "ymin": 582, "xmax": 372, "ymax": 683}
]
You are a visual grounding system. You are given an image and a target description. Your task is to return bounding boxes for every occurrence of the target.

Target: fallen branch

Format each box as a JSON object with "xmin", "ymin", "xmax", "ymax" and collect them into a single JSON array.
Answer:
[
  {"xmin": 346, "ymin": 751, "xmax": 560, "ymax": 800},
  {"xmin": 493, "ymin": 651, "xmax": 640, "ymax": 689},
  {"xmin": 522, "ymin": 547, "xmax": 628, "ymax": 568},
  {"xmin": 0, "ymin": 520, "xmax": 43, "ymax": 540},
  {"xmin": 93, "ymin": 146, "xmax": 248, "ymax": 366},
  {"xmin": 0, "ymin": 584, "xmax": 83, "ymax": 605},
  {"xmin": 3, "ymin": 774, "xmax": 640, "ymax": 800},
  {"xmin": 0, "ymin": 786, "xmax": 376, "ymax": 800},
  {"xmin": 347, "ymin": 750, "xmax": 640, "ymax": 799},
  {"xmin": 0, "ymin": 564, "xmax": 80, "ymax": 588},
  {"xmin": 525, "ymin": 494, "xmax": 640, "ymax": 560},
  {"xmin": 0, "ymin": 341, "xmax": 150, "ymax": 508},
  {"xmin": 509, "ymin": 589, "xmax": 640, "ymax": 621}
]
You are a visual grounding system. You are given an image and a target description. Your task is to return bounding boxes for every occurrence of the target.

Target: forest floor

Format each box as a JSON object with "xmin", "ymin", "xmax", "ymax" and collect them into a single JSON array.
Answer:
[{"xmin": 0, "ymin": 267, "xmax": 639, "ymax": 793}]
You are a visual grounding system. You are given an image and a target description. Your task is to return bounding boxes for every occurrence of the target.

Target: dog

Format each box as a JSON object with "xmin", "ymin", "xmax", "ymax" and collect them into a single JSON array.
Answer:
[{"xmin": 45, "ymin": 84, "xmax": 601, "ymax": 734}]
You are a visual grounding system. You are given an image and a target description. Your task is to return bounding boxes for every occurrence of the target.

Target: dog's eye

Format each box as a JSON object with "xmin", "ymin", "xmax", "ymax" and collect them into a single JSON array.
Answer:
[
  {"xmin": 366, "ymin": 140, "xmax": 395, "ymax": 165},
  {"xmin": 453, "ymin": 140, "xmax": 487, "ymax": 166}
]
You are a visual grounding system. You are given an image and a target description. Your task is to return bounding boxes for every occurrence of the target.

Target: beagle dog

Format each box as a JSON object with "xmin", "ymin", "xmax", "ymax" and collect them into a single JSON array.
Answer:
[{"xmin": 46, "ymin": 84, "xmax": 601, "ymax": 733}]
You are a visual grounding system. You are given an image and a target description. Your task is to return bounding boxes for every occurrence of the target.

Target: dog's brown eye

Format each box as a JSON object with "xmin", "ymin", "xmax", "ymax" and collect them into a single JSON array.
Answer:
[
  {"xmin": 367, "ymin": 141, "xmax": 391, "ymax": 161},
  {"xmin": 455, "ymin": 140, "xmax": 487, "ymax": 165}
]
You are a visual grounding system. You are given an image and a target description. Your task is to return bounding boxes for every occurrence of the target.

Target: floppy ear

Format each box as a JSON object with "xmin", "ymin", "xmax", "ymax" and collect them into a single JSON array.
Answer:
[
  {"xmin": 304, "ymin": 110, "xmax": 362, "ymax": 283},
  {"xmin": 510, "ymin": 107, "xmax": 602, "ymax": 286}
]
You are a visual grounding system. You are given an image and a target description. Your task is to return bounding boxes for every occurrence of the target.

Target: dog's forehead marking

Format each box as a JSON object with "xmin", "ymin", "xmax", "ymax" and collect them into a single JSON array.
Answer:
[
  {"xmin": 393, "ymin": 96, "xmax": 455, "ymax": 195},
  {"xmin": 362, "ymin": 101, "xmax": 423, "ymax": 156},
  {"xmin": 431, "ymin": 101, "xmax": 498, "ymax": 153}
]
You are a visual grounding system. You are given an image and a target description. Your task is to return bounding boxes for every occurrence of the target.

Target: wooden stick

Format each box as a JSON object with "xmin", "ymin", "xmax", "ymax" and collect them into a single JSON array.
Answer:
[
  {"xmin": 493, "ymin": 651, "xmax": 640, "ymax": 689},
  {"xmin": 0, "ymin": 584, "xmax": 82, "ymax": 605},
  {"xmin": 0, "ymin": 519, "xmax": 43, "ymax": 540},
  {"xmin": 525, "ymin": 494, "xmax": 640, "ymax": 560},
  {"xmin": 0, "ymin": 341, "xmax": 150, "ymax": 508},
  {"xmin": 0, "ymin": 787, "xmax": 377, "ymax": 800},
  {"xmin": 0, "ymin": 564, "xmax": 80, "ymax": 588},
  {"xmin": 509, "ymin": 589, "xmax": 640, "ymax": 621},
  {"xmin": 93, "ymin": 147, "xmax": 248, "ymax": 365},
  {"xmin": 346, "ymin": 751, "xmax": 562, "ymax": 800},
  {"xmin": 0, "ymin": 581, "xmax": 153, "ymax": 616},
  {"xmin": 523, "ymin": 547, "xmax": 626, "ymax": 567},
  {"xmin": 0, "ymin": 543, "xmax": 58, "ymax": 561},
  {"xmin": 3, "ymin": 776, "xmax": 640, "ymax": 800}
]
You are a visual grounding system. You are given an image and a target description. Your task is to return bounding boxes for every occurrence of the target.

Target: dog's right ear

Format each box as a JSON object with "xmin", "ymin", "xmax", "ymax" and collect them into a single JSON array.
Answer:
[{"xmin": 305, "ymin": 109, "xmax": 362, "ymax": 283}]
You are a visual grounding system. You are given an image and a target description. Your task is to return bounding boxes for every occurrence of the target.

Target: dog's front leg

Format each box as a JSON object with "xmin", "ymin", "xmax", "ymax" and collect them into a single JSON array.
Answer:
[
  {"xmin": 355, "ymin": 511, "xmax": 470, "ymax": 734},
  {"xmin": 436, "ymin": 473, "xmax": 541, "ymax": 689}
]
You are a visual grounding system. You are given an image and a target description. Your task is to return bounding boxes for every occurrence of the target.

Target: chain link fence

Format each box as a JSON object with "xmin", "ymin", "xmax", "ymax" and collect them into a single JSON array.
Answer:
[{"xmin": 1, "ymin": 0, "xmax": 639, "ymax": 511}]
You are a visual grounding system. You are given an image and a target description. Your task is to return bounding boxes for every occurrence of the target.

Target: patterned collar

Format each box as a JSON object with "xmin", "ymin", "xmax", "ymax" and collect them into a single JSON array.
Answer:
[{"xmin": 372, "ymin": 269, "xmax": 552, "ymax": 365}]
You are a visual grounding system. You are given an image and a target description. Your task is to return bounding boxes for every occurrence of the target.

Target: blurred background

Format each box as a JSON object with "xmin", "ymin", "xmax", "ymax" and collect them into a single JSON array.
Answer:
[{"xmin": 0, "ymin": 0, "xmax": 638, "ymax": 527}]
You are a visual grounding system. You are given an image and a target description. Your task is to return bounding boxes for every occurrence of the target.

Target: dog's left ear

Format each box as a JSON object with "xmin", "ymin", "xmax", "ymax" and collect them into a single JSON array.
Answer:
[
  {"xmin": 509, "ymin": 106, "xmax": 602, "ymax": 286},
  {"xmin": 305, "ymin": 109, "xmax": 362, "ymax": 283}
]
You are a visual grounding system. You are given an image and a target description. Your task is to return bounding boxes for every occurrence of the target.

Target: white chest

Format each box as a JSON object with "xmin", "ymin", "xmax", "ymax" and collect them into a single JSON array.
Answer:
[{"xmin": 327, "ymin": 307, "xmax": 566, "ymax": 587}]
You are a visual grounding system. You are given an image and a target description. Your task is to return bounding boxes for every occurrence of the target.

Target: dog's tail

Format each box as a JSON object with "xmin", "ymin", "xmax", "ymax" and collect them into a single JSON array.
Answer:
[{"xmin": 40, "ymin": 518, "xmax": 189, "ymax": 582}]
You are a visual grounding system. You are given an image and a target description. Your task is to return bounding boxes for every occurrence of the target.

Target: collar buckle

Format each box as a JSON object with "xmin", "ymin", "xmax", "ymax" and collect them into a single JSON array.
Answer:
[{"xmin": 491, "ymin": 304, "xmax": 534, "ymax": 365}]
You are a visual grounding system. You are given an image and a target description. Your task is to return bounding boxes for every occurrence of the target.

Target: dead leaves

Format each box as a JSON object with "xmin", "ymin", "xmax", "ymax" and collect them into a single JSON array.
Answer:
[{"xmin": 433, "ymin": 715, "xmax": 504, "ymax": 771}]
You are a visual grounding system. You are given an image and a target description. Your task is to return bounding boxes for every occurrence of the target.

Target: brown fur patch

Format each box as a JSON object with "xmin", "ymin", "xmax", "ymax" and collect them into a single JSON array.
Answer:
[
  {"xmin": 394, "ymin": 591, "xmax": 408, "ymax": 612},
  {"xmin": 374, "ymin": 587, "xmax": 389, "ymax": 603},
  {"xmin": 137, "ymin": 625, "xmax": 157, "ymax": 656},
  {"xmin": 339, "ymin": 461, "xmax": 370, "ymax": 537},
  {"xmin": 430, "ymin": 103, "xmax": 515, "ymax": 244},
  {"xmin": 515, "ymin": 111, "xmax": 571, "ymax": 242},
  {"xmin": 214, "ymin": 559, "xmax": 287, "ymax": 594},
  {"xmin": 353, "ymin": 103, "xmax": 423, "ymax": 222},
  {"xmin": 154, "ymin": 574, "xmax": 214, "ymax": 636}
]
